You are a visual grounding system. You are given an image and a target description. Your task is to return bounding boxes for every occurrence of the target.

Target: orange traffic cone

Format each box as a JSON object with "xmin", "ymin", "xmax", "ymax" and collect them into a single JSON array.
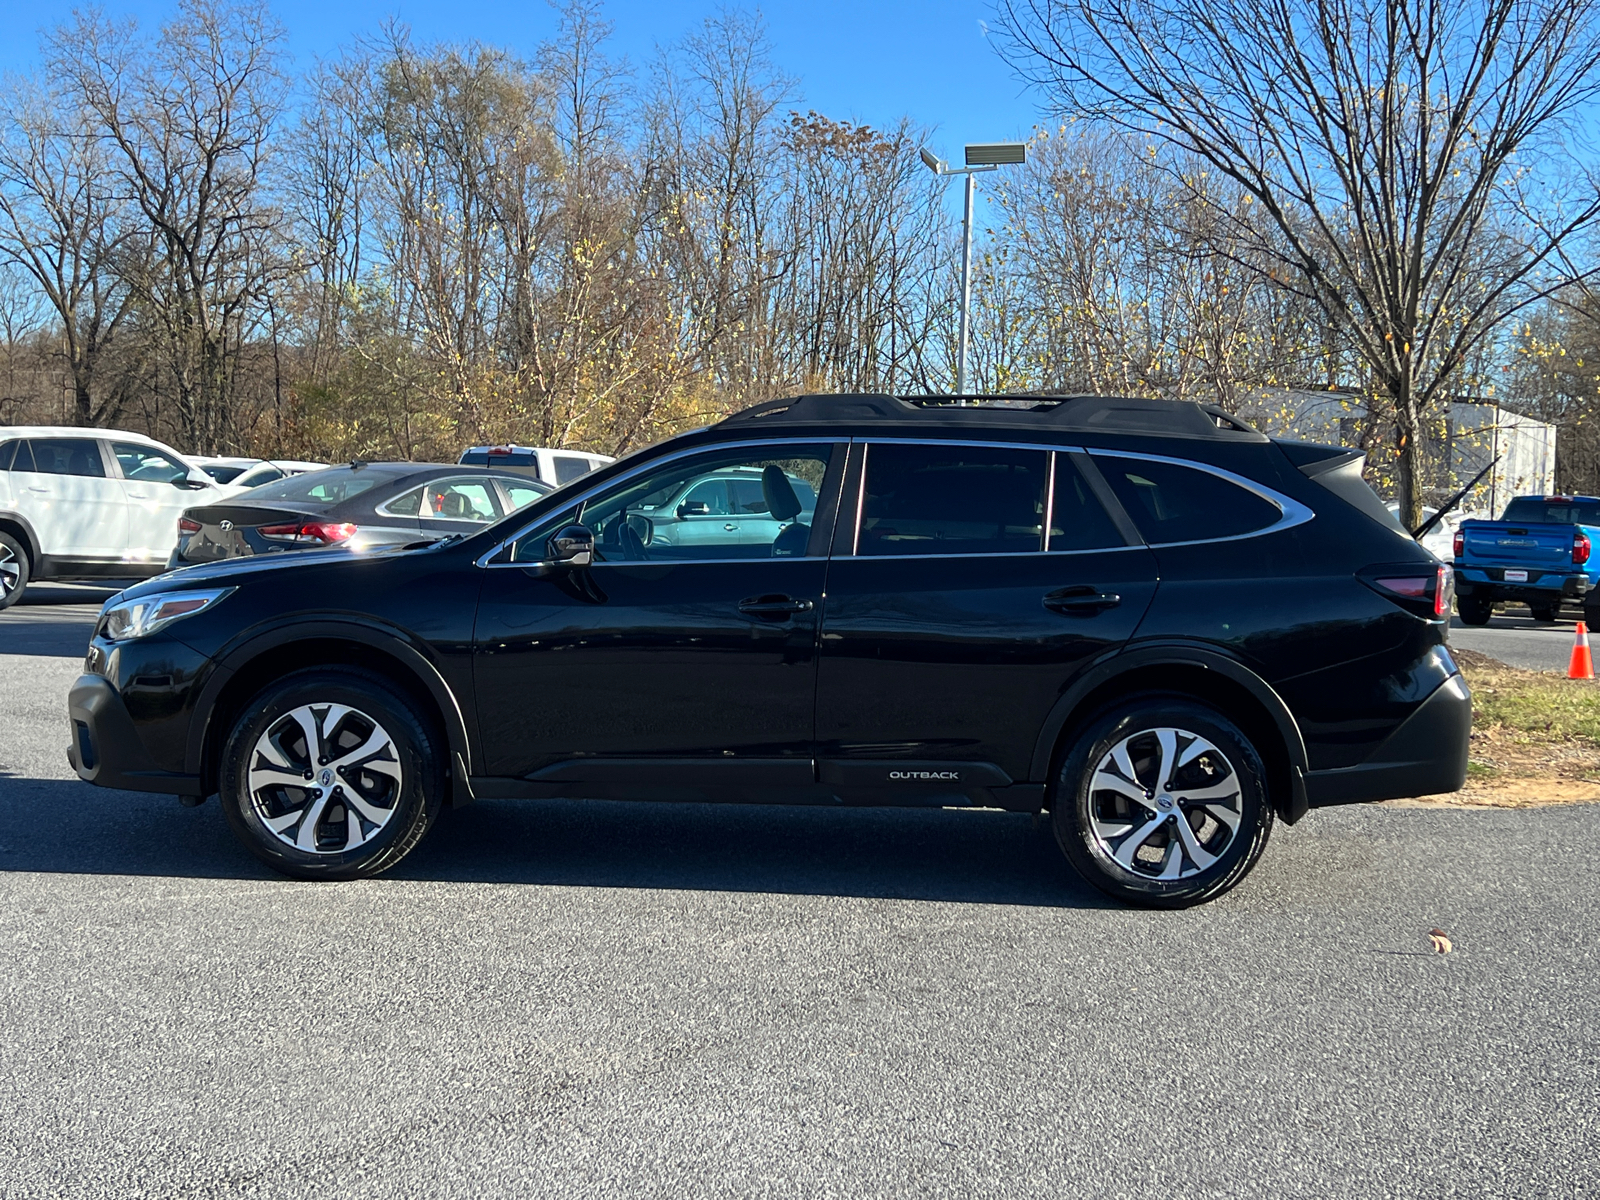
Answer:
[{"xmin": 1570, "ymin": 622, "xmax": 1595, "ymax": 680}]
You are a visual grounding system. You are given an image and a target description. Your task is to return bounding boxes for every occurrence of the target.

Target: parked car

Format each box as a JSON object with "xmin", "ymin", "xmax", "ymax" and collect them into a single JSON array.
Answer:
[
  {"xmin": 1452, "ymin": 495, "xmax": 1600, "ymax": 625},
  {"xmin": 171, "ymin": 462, "xmax": 550, "ymax": 565},
  {"xmin": 191, "ymin": 456, "xmax": 328, "ymax": 495},
  {"xmin": 0, "ymin": 426, "xmax": 224, "ymax": 609},
  {"xmin": 458, "ymin": 444, "xmax": 613, "ymax": 486},
  {"xmin": 636, "ymin": 464, "xmax": 817, "ymax": 551},
  {"xmin": 69, "ymin": 393, "xmax": 1468, "ymax": 907}
]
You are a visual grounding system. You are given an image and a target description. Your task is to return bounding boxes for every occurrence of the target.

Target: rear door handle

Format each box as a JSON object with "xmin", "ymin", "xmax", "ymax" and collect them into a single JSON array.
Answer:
[
  {"xmin": 26, "ymin": 486, "xmax": 50, "ymax": 494},
  {"xmin": 739, "ymin": 594, "xmax": 814, "ymax": 618},
  {"xmin": 724, "ymin": 523, "xmax": 739, "ymax": 531},
  {"xmin": 1044, "ymin": 586, "xmax": 1122, "ymax": 615}
]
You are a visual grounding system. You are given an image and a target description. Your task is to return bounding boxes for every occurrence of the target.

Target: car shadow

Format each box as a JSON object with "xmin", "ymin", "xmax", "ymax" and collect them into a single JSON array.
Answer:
[{"xmin": 0, "ymin": 774, "xmax": 1114, "ymax": 908}]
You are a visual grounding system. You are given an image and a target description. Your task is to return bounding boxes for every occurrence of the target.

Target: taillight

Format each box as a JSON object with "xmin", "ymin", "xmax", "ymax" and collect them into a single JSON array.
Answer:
[
  {"xmin": 1452, "ymin": 529, "xmax": 1464, "ymax": 558},
  {"xmin": 1576, "ymin": 532, "xmax": 1591, "ymax": 566},
  {"xmin": 178, "ymin": 516, "xmax": 201, "ymax": 535},
  {"xmin": 257, "ymin": 521, "xmax": 359, "ymax": 545},
  {"xmin": 1363, "ymin": 563, "xmax": 1452, "ymax": 619}
]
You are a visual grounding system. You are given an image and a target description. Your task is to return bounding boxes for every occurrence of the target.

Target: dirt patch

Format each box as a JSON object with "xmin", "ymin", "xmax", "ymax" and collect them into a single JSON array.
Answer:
[{"xmin": 1387, "ymin": 647, "xmax": 1600, "ymax": 808}]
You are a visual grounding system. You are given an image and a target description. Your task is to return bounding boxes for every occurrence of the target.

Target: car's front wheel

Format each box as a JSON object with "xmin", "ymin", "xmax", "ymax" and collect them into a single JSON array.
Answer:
[
  {"xmin": 220, "ymin": 668, "xmax": 443, "ymax": 880},
  {"xmin": 0, "ymin": 532, "xmax": 29, "ymax": 611},
  {"xmin": 1052, "ymin": 698, "xmax": 1273, "ymax": 908}
]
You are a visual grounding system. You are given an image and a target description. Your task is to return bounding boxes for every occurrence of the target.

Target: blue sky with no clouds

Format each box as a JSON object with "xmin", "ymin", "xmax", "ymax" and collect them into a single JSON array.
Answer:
[{"xmin": 2, "ymin": 0, "xmax": 1049, "ymax": 160}]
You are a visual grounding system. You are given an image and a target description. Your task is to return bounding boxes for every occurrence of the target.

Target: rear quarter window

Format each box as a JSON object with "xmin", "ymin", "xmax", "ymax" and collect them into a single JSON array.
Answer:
[
  {"xmin": 0, "ymin": 440, "xmax": 15, "ymax": 471},
  {"xmin": 1096, "ymin": 455, "xmax": 1281, "ymax": 543}
]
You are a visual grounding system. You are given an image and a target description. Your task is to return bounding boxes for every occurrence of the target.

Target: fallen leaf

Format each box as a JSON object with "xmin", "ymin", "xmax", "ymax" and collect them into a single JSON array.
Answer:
[{"xmin": 1429, "ymin": 928, "xmax": 1453, "ymax": 955}]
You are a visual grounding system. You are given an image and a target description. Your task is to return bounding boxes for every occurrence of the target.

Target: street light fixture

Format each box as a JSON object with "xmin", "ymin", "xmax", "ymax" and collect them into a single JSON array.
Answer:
[{"xmin": 922, "ymin": 141, "xmax": 1027, "ymax": 402}]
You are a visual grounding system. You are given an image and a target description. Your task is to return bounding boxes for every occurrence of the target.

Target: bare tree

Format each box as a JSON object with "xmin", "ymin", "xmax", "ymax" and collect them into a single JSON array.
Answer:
[
  {"xmin": 49, "ymin": 0, "xmax": 290, "ymax": 452},
  {"xmin": 998, "ymin": 0, "xmax": 1600, "ymax": 525},
  {"xmin": 0, "ymin": 75, "xmax": 139, "ymax": 426}
]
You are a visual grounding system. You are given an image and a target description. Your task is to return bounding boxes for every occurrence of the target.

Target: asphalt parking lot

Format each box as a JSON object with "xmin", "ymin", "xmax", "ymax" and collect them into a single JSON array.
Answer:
[{"xmin": 1, "ymin": 585, "xmax": 1597, "ymax": 1197}]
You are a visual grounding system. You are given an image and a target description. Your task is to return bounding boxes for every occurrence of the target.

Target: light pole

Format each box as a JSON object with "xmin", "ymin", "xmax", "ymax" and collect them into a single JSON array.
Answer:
[{"xmin": 921, "ymin": 141, "xmax": 1026, "ymax": 403}]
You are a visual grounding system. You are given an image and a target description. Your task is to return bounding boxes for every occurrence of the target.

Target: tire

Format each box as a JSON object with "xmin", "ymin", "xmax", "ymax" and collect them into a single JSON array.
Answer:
[
  {"xmin": 1457, "ymin": 595, "xmax": 1493, "ymax": 626},
  {"xmin": 1052, "ymin": 697, "xmax": 1274, "ymax": 908},
  {"xmin": 1528, "ymin": 600, "xmax": 1559, "ymax": 623},
  {"xmin": 219, "ymin": 668, "xmax": 444, "ymax": 880},
  {"xmin": 0, "ymin": 531, "xmax": 29, "ymax": 611},
  {"xmin": 1586, "ymin": 601, "xmax": 1600, "ymax": 631}
]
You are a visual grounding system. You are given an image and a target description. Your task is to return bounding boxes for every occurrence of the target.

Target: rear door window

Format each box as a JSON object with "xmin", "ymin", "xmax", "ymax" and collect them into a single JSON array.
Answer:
[
  {"xmin": 1048, "ymin": 456, "xmax": 1127, "ymax": 551},
  {"xmin": 419, "ymin": 478, "xmax": 502, "ymax": 523},
  {"xmin": 858, "ymin": 443, "xmax": 1048, "ymax": 556},
  {"xmin": 1095, "ymin": 455, "xmax": 1281, "ymax": 543},
  {"xmin": 27, "ymin": 438, "xmax": 106, "ymax": 477}
]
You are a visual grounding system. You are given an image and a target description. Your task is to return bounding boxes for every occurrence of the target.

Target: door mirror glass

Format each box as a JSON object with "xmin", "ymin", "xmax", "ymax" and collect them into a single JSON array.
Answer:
[{"xmin": 547, "ymin": 523, "xmax": 595, "ymax": 566}]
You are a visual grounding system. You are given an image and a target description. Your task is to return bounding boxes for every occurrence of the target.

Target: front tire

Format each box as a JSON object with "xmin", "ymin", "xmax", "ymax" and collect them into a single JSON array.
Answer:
[
  {"xmin": 1457, "ymin": 595, "xmax": 1493, "ymax": 626},
  {"xmin": 220, "ymin": 668, "xmax": 443, "ymax": 880},
  {"xmin": 1528, "ymin": 600, "xmax": 1559, "ymax": 623},
  {"xmin": 0, "ymin": 532, "xmax": 29, "ymax": 611},
  {"xmin": 1052, "ymin": 698, "xmax": 1273, "ymax": 908}
]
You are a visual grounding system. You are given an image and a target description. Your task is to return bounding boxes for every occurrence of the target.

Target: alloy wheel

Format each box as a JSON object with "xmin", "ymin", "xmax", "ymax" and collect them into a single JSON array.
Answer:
[
  {"xmin": 1086, "ymin": 726, "xmax": 1243, "ymax": 880},
  {"xmin": 247, "ymin": 703, "xmax": 403, "ymax": 854},
  {"xmin": 0, "ymin": 543, "xmax": 18, "ymax": 599}
]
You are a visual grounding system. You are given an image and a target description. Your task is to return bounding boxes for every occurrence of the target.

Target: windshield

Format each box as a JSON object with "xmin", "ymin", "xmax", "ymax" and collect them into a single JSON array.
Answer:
[
  {"xmin": 244, "ymin": 466, "xmax": 385, "ymax": 505},
  {"xmin": 200, "ymin": 464, "xmax": 248, "ymax": 484},
  {"xmin": 1501, "ymin": 498, "xmax": 1600, "ymax": 525}
]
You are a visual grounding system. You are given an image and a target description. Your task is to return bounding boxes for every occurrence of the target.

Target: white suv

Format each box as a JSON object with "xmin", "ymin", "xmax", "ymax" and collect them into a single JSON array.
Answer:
[{"xmin": 0, "ymin": 427, "xmax": 223, "ymax": 609}]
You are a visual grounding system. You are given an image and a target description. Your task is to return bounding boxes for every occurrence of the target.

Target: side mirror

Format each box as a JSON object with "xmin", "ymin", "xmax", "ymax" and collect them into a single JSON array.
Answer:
[
  {"xmin": 546, "ymin": 523, "xmax": 594, "ymax": 567},
  {"xmin": 677, "ymin": 500, "xmax": 710, "ymax": 517},
  {"xmin": 175, "ymin": 475, "xmax": 211, "ymax": 490}
]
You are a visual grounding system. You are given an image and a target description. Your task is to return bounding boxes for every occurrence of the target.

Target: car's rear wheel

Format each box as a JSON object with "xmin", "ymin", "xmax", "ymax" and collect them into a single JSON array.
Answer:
[
  {"xmin": 220, "ymin": 668, "xmax": 443, "ymax": 880},
  {"xmin": 1457, "ymin": 595, "xmax": 1493, "ymax": 626},
  {"xmin": 1052, "ymin": 698, "xmax": 1273, "ymax": 908},
  {"xmin": 0, "ymin": 532, "xmax": 29, "ymax": 611}
]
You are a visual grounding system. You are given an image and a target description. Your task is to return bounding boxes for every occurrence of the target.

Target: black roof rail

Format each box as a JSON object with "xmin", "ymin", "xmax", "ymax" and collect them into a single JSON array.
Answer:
[{"xmin": 717, "ymin": 392, "xmax": 1267, "ymax": 441}]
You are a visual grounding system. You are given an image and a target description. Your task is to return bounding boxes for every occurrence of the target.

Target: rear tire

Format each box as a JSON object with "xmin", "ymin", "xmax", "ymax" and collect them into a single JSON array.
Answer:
[
  {"xmin": 1051, "ymin": 697, "xmax": 1273, "ymax": 908},
  {"xmin": 0, "ymin": 532, "xmax": 29, "ymax": 611},
  {"xmin": 220, "ymin": 668, "xmax": 443, "ymax": 880},
  {"xmin": 1457, "ymin": 595, "xmax": 1493, "ymax": 626}
]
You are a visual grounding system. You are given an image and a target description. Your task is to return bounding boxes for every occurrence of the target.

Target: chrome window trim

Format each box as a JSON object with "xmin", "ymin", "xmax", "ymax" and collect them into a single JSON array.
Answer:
[
  {"xmin": 475, "ymin": 436, "xmax": 848, "ymax": 568},
  {"xmin": 1042, "ymin": 451, "xmax": 1058, "ymax": 552},
  {"xmin": 1087, "ymin": 448, "xmax": 1314, "ymax": 547}
]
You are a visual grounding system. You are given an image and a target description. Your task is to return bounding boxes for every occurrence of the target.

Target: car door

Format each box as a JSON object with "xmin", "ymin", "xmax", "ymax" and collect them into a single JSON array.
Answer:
[
  {"xmin": 814, "ymin": 440, "xmax": 1160, "ymax": 792},
  {"xmin": 472, "ymin": 439, "xmax": 846, "ymax": 785},
  {"xmin": 14, "ymin": 438, "xmax": 129, "ymax": 560},
  {"xmin": 111, "ymin": 441, "xmax": 215, "ymax": 563}
]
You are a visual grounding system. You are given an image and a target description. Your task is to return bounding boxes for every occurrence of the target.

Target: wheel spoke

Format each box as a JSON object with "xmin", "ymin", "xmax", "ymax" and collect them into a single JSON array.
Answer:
[
  {"xmin": 1203, "ymin": 802, "xmax": 1242, "ymax": 833},
  {"xmin": 1178, "ymin": 777, "xmax": 1239, "ymax": 802},
  {"xmin": 1110, "ymin": 814, "xmax": 1165, "ymax": 869},
  {"xmin": 263, "ymin": 807, "xmax": 307, "ymax": 835},
  {"xmin": 330, "ymin": 727, "xmax": 397, "ymax": 774},
  {"xmin": 1154, "ymin": 728, "xmax": 1178, "ymax": 788},
  {"xmin": 1157, "ymin": 837, "xmax": 1187, "ymax": 879},
  {"xmin": 293, "ymin": 790, "xmax": 333, "ymax": 851},
  {"xmin": 288, "ymin": 708, "xmax": 323, "ymax": 766},
  {"xmin": 342, "ymin": 789, "xmax": 391, "ymax": 827},
  {"xmin": 1173, "ymin": 812, "xmax": 1219, "ymax": 871},
  {"xmin": 1177, "ymin": 732, "xmax": 1217, "ymax": 769},
  {"xmin": 1090, "ymin": 764, "xmax": 1154, "ymax": 808}
]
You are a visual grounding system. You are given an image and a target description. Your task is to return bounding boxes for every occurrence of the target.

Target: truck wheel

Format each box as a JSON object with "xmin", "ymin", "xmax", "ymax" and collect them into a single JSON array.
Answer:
[
  {"xmin": 0, "ymin": 532, "xmax": 29, "ymax": 611},
  {"xmin": 1052, "ymin": 698, "xmax": 1273, "ymax": 908},
  {"xmin": 1528, "ymin": 601, "xmax": 1559, "ymax": 623},
  {"xmin": 219, "ymin": 668, "xmax": 444, "ymax": 880},
  {"xmin": 1457, "ymin": 595, "xmax": 1493, "ymax": 626}
]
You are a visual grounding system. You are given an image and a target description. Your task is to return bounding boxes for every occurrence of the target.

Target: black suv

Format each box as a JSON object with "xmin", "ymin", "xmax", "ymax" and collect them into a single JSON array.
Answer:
[{"xmin": 67, "ymin": 394, "xmax": 1469, "ymax": 907}]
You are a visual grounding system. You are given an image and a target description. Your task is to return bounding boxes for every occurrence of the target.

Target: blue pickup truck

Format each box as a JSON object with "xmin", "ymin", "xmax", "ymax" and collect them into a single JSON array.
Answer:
[{"xmin": 1453, "ymin": 495, "xmax": 1600, "ymax": 625}]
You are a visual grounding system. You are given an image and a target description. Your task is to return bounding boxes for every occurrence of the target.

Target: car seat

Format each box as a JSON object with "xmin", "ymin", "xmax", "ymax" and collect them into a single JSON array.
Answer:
[{"xmin": 763, "ymin": 465, "xmax": 810, "ymax": 557}]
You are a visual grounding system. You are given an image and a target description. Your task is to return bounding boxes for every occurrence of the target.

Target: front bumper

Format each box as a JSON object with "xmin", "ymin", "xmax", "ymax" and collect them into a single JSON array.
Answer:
[
  {"xmin": 1302, "ymin": 672, "xmax": 1471, "ymax": 806},
  {"xmin": 67, "ymin": 674, "xmax": 202, "ymax": 798}
]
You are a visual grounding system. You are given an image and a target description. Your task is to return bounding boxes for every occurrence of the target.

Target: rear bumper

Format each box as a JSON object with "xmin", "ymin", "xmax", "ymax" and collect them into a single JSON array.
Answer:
[
  {"xmin": 66, "ymin": 674, "xmax": 201, "ymax": 797},
  {"xmin": 1455, "ymin": 568, "xmax": 1588, "ymax": 603},
  {"xmin": 1303, "ymin": 672, "xmax": 1471, "ymax": 807}
]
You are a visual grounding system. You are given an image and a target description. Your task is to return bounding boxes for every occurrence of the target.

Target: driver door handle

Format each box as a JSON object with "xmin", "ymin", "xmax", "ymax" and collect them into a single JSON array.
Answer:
[
  {"xmin": 724, "ymin": 523, "xmax": 739, "ymax": 531},
  {"xmin": 739, "ymin": 595, "xmax": 814, "ymax": 618},
  {"xmin": 1043, "ymin": 586, "xmax": 1121, "ymax": 615}
]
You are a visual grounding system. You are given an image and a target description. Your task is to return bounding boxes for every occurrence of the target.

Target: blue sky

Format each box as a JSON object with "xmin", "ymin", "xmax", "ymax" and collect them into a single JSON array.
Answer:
[{"xmin": 2, "ymin": 0, "xmax": 1050, "ymax": 155}]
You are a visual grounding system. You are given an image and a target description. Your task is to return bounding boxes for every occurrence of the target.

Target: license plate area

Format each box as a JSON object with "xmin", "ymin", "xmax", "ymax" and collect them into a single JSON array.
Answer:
[{"xmin": 1504, "ymin": 569, "xmax": 1529, "ymax": 583}]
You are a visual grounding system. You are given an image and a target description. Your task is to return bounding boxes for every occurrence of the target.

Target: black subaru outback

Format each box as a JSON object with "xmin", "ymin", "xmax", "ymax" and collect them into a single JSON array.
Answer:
[{"xmin": 67, "ymin": 394, "xmax": 1468, "ymax": 907}]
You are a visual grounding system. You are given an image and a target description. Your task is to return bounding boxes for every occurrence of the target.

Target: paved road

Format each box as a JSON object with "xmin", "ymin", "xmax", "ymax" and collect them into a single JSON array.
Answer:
[
  {"xmin": 1448, "ymin": 612, "xmax": 1582, "ymax": 673},
  {"xmin": 1, "ymin": 596, "xmax": 1597, "ymax": 1196},
  {"xmin": 0, "ymin": 582, "xmax": 117, "ymax": 658}
]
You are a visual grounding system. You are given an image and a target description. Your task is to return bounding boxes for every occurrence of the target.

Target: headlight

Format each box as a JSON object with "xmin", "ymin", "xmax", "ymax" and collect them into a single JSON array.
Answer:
[{"xmin": 99, "ymin": 587, "xmax": 234, "ymax": 642}]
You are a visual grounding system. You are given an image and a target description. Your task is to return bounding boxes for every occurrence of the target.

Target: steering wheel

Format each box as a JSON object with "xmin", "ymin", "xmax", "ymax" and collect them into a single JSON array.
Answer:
[{"xmin": 601, "ymin": 513, "xmax": 646, "ymax": 561}]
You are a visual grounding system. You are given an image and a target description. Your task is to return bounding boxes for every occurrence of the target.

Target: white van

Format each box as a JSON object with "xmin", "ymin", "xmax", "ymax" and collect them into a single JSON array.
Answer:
[
  {"xmin": 0, "ymin": 427, "xmax": 225, "ymax": 609},
  {"xmin": 457, "ymin": 444, "xmax": 613, "ymax": 486}
]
